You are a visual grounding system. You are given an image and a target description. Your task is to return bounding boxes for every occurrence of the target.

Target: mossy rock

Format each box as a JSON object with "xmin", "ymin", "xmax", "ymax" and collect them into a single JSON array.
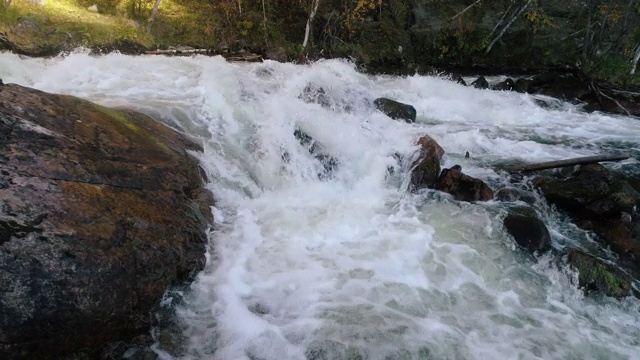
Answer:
[{"xmin": 567, "ymin": 249, "xmax": 632, "ymax": 298}]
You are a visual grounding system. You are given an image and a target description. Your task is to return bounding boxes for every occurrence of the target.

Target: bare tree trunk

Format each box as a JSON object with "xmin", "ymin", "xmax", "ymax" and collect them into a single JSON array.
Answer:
[
  {"xmin": 262, "ymin": 0, "xmax": 268, "ymax": 46},
  {"xmin": 4, "ymin": 0, "xmax": 12, "ymax": 8},
  {"xmin": 238, "ymin": 0, "xmax": 242, "ymax": 15},
  {"xmin": 506, "ymin": 154, "xmax": 629, "ymax": 172},
  {"xmin": 487, "ymin": 1, "xmax": 514, "ymax": 40},
  {"xmin": 583, "ymin": 3, "xmax": 593, "ymax": 58},
  {"xmin": 485, "ymin": 0, "xmax": 532, "ymax": 54},
  {"xmin": 631, "ymin": 44, "xmax": 640, "ymax": 75},
  {"xmin": 302, "ymin": 0, "xmax": 321, "ymax": 50},
  {"xmin": 146, "ymin": 0, "xmax": 162, "ymax": 32},
  {"xmin": 451, "ymin": 0, "xmax": 484, "ymax": 20}
]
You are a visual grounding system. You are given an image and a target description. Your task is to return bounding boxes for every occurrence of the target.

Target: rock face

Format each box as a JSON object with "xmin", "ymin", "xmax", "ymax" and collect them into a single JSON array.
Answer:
[
  {"xmin": 567, "ymin": 249, "xmax": 632, "ymax": 298},
  {"xmin": 503, "ymin": 206, "xmax": 551, "ymax": 254},
  {"xmin": 434, "ymin": 167, "xmax": 494, "ymax": 202},
  {"xmin": 409, "ymin": 135, "xmax": 444, "ymax": 190},
  {"xmin": 0, "ymin": 84, "xmax": 213, "ymax": 358},
  {"xmin": 374, "ymin": 98, "xmax": 417, "ymax": 123}
]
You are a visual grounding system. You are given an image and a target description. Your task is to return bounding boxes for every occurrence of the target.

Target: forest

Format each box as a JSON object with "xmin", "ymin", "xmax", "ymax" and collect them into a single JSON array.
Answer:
[{"xmin": 2, "ymin": 0, "xmax": 640, "ymax": 82}]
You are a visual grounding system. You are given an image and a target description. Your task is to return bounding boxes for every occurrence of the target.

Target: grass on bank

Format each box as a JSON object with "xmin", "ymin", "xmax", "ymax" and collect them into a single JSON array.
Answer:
[{"xmin": 0, "ymin": 0, "xmax": 231, "ymax": 53}]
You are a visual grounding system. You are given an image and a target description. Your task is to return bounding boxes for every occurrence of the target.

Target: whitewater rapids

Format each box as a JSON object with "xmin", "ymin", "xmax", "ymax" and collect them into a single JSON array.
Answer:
[{"xmin": 1, "ymin": 51, "xmax": 640, "ymax": 360}]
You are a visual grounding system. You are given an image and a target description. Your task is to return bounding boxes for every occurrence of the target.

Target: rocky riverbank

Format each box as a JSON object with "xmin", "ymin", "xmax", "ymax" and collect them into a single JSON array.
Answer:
[{"xmin": 0, "ymin": 82, "xmax": 214, "ymax": 359}]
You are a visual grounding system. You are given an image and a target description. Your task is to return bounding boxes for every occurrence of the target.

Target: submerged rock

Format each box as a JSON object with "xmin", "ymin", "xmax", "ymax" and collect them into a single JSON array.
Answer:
[
  {"xmin": 294, "ymin": 129, "xmax": 339, "ymax": 178},
  {"xmin": 434, "ymin": 167, "xmax": 493, "ymax": 202},
  {"xmin": 409, "ymin": 135, "xmax": 444, "ymax": 190},
  {"xmin": 495, "ymin": 187, "xmax": 537, "ymax": 204},
  {"xmin": 503, "ymin": 206, "xmax": 551, "ymax": 254},
  {"xmin": 374, "ymin": 97, "xmax": 417, "ymax": 123},
  {"xmin": 0, "ymin": 84, "xmax": 213, "ymax": 358},
  {"xmin": 567, "ymin": 249, "xmax": 632, "ymax": 298}
]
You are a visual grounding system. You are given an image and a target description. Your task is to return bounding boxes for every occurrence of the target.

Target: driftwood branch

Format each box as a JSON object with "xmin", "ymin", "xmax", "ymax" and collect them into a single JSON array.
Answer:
[{"xmin": 506, "ymin": 154, "xmax": 630, "ymax": 172}]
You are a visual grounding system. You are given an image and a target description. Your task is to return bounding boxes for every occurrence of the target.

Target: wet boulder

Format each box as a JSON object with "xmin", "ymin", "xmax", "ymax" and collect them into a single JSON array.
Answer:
[
  {"xmin": 408, "ymin": 135, "xmax": 445, "ymax": 190},
  {"xmin": 534, "ymin": 164, "xmax": 640, "ymax": 219},
  {"xmin": 503, "ymin": 206, "xmax": 551, "ymax": 254},
  {"xmin": 471, "ymin": 76, "xmax": 489, "ymax": 89},
  {"xmin": 491, "ymin": 78, "xmax": 515, "ymax": 91},
  {"xmin": 434, "ymin": 166, "xmax": 493, "ymax": 202},
  {"xmin": 373, "ymin": 97, "xmax": 417, "ymax": 123},
  {"xmin": 567, "ymin": 249, "xmax": 632, "ymax": 298},
  {"xmin": 294, "ymin": 129, "xmax": 339, "ymax": 179},
  {"xmin": 495, "ymin": 187, "xmax": 537, "ymax": 204},
  {"xmin": 0, "ymin": 84, "xmax": 213, "ymax": 358},
  {"xmin": 299, "ymin": 84, "xmax": 332, "ymax": 108}
]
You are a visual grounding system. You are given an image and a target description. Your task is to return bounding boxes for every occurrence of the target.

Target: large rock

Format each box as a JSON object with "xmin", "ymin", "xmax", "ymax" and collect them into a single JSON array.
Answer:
[
  {"xmin": 535, "ymin": 164, "xmax": 640, "ymax": 278},
  {"xmin": 373, "ymin": 98, "xmax": 417, "ymax": 123},
  {"xmin": 0, "ymin": 84, "xmax": 213, "ymax": 358},
  {"xmin": 408, "ymin": 135, "xmax": 444, "ymax": 191},
  {"xmin": 434, "ymin": 166, "xmax": 493, "ymax": 202},
  {"xmin": 503, "ymin": 206, "xmax": 551, "ymax": 254},
  {"xmin": 534, "ymin": 164, "xmax": 640, "ymax": 218},
  {"xmin": 567, "ymin": 249, "xmax": 632, "ymax": 298}
]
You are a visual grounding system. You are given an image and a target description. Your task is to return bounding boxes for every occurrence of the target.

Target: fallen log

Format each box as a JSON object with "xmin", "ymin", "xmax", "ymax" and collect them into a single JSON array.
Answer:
[
  {"xmin": 506, "ymin": 154, "xmax": 630, "ymax": 172},
  {"xmin": 145, "ymin": 48, "xmax": 211, "ymax": 55}
]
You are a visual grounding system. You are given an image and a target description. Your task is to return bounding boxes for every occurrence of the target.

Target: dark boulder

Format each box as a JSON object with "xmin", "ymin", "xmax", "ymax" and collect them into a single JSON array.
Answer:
[
  {"xmin": 495, "ymin": 187, "xmax": 537, "ymax": 204},
  {"xmin": 434, "ymin": 167, "xmax": 494, "ymax": 202},
  {"xmin": 408, "ymin": 135, "xmax": 444, "ymax": 191},
  {"xmin": 534, "ymin": 164, "xmax": 639, "ymax": 219},
  {"xmin": 471, "ymin": 76, "xmax": 489, "ymax": 89},
  {"xmin": 264, "ymin": 47, "xmax": 288, "ymax": 62},
  {"xmin": 567, "ymin": 249, "xmax": 632, "ymax": 298},
  {"xmin": 503, "ymin": 206, "xmax": 551, "ymax": 254},
  {"xmin": 373, "ymin": 98, "xmax": 417, "ymax": 123},
  {"xmin": 0, "ymin": 84, "xmax": 213, "ymax": 358},
  {"xmin": 535, "ymin": 164, "xmax": 640, "ymax": 278},
  {"xmin": 491, "ymin": 78, "xmax": 515, "ymax": 91}
]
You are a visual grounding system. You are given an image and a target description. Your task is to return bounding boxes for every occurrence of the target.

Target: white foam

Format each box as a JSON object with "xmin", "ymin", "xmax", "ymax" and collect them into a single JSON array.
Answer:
[{"xmin": 2, "ymin": 51, "xmax": 640, "ymax": 360}]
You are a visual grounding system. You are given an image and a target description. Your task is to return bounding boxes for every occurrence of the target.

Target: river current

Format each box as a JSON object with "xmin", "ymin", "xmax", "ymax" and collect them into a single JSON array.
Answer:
[{"xmin": 1, "ymin": 51, "xmax": 640, "ymax": 360}]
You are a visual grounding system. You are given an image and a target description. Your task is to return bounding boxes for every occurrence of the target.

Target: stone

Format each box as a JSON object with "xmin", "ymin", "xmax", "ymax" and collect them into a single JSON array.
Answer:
[
  {"xmin": 503, "ymin": 206, "xmax": 551, "ymax": 254},
  {"xmin": 373, "ymin": 98, "xmax": 417, "ymax": 123},
  {"xmin": 495, "ymin": 187, "xmax": 537, "ymax": 204},
  {"xmin": 471, "ymin": 76, "xmax": 489, "ymax": 89},
  {"xmin": 87, "ymin": 5, "xmax": 98, "ymax": 13},
  {"xmin": 409, "ymin": 135, "xmax": 445, "ymax": 190},
  {"xmin": 293, "ymin": 129, "xmax": 338, "ymax": 179},
  {"xmin": 535, "ymin": 164, "xmax": 640, "ymax": 219},
  {"xmin": 567, "ymin": 249, "xmax": 632, "ymax": 298},
  {"xmin": 0, "ymin": 84, "xmax": 213, "ymax": 358},
  {"xmin": 300, "ymin": 84, "xmax": 332, "ymax": 108},
  {"xmin": 492, "ymin": 78, "xmax": 515, "ymax": 91},
  {"xmin": 265, "ymin": 47, "xmax": 288, "ymax": 62},
  {"xmin": 434, "ymin": 167, "xmax": 493, "ymax": 202}
]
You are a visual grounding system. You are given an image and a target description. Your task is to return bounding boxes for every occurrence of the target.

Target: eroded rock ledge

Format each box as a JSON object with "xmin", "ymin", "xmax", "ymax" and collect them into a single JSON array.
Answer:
[{"xmin": 0, "ymin": 83, "xmax": 213, "ymax": 358}]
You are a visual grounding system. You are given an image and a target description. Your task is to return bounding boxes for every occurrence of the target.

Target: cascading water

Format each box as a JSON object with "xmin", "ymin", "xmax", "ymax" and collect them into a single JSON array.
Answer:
[{"xmin": 1, "ymin": 51, "xmax": 640, "ymax": 360}]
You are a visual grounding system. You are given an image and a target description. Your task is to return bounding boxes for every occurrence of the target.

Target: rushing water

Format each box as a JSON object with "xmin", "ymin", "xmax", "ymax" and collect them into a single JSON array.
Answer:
[{"xmin": 2, "ymin": 51, "xmax": 640, "ymax": 360}]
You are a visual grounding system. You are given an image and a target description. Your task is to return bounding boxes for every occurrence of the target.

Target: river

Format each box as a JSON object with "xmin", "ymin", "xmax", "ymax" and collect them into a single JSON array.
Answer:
[{"xmin": 1, "ymin": 51, "xmax": 639, "ymax": 360}]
